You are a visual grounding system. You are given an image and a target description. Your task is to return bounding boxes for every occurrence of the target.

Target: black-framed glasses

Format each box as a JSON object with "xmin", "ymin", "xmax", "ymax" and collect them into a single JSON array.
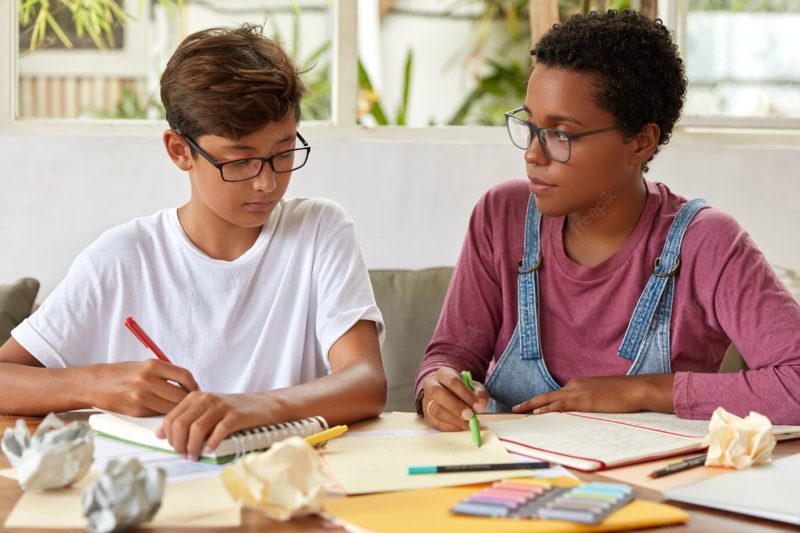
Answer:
[
  {"xmin": 504, "ymin": 107, "xmax": 619, "ymax": 163},
  {"xmin": 180, "ymin": 132, "xmax": 311, "ymax": 182}
]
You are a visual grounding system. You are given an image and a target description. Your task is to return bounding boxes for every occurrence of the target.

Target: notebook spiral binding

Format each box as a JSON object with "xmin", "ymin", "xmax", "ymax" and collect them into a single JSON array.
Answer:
[{"xmin": 229, "ymin": 415, "xmax": 329, "ymax": 458}]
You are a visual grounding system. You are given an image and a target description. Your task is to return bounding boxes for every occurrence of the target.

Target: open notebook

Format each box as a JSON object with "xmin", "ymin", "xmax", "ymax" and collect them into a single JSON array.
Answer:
[
  {"xmin": 88, "ymin": 411, "xmax": 328, "ymax": 464},
  {"xmin": 487, "ymin": 412, "xmax": 800, "ymax": 472}
]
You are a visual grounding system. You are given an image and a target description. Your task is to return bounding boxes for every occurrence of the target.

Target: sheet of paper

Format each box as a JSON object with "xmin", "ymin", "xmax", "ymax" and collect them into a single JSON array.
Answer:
[
  {"xmin": 94, "ymin": 435, "xmax": 224, "ymax": 484},
  {"xmin": 350, "ymin": 411, "xmax": 432, "ymax": 432},
  {"xmin": 596, "ymin": 452, "xmax": 733, "ymax": 491},
  {"xmin": 322, "ymin": 430, "xmax": 553, "ymax": 494},
  {"xmin": 663, "ymin": 453, "xmax": 800, "ymax": 526},
  {"xmin": 345, "ymin": 411, "xmax": 528, "ymax": 438},
  {"xmin": 4, "ymin": 469, "xmax": 240, "ymax": 528},
  {"xmin": 4, "ymin": 438, "xmax": 226, "ymax": 486}
]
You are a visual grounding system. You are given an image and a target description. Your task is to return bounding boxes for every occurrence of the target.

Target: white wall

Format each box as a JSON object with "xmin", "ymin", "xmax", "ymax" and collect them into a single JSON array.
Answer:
[{"xmin": 1, "ymin": 129, "xmax": 799, "ymax": 300}]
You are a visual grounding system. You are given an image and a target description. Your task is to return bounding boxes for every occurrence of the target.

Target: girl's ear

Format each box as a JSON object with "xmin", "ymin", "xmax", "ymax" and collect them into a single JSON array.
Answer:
[
  {"xmin": 627, "ymin": 123, "xmax": 661, "ymax": 168},
  {"xmin": 163, "ymin": 130, "xmax": 194, "ymax": 171}
]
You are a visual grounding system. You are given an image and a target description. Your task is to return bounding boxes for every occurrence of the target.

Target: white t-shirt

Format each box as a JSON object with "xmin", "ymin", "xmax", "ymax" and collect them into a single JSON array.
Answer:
[{"xmin": 13, "ymin": 198, "xmax": 384, "ymax": 393}]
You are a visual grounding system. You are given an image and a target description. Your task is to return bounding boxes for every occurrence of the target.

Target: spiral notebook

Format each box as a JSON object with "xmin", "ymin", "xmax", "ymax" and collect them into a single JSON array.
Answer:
[{"xmin": 88, "ymin": 411, "xmax": 328, "ymax": 464}]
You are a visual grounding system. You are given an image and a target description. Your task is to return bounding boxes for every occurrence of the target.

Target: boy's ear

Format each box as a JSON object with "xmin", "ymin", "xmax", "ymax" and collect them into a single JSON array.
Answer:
[
  {"xmin": 627, "ymin": 123, "xmax": 660, "ymax": 168},
  {"xmin": 163, "ymin": 130, "xmax": 194, "ymax": 171}
]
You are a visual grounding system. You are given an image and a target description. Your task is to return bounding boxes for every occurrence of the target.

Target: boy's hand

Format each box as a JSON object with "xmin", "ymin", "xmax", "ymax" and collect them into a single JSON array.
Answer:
[
  {"xmin": 87, "ymin": 360, "xmax": 199, "ymax": 417},
  {"xmin": 155, "ymin": 392, "xmax": 266, "ymax": 461},
  {"xmin": 421, "ymin": 367, "xmax": 489, "ymax": 432},
  {"xmin": 511, "ymin": 374, "xmax": 675, "ymax": 415}
]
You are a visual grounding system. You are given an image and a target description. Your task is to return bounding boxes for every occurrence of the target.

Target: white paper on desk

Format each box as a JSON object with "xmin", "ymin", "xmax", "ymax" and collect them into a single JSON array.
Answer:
[
  {"xmin": 322, "ymin": 431, "xmax": 555, "ymax": 495},
  {"xmin": 93, "ymin": 435, "xmax": 224, "ymax": 484},
  {"xmin": 663, "ymin": 452, "xmax": 800, "ymax": 526},
  {"xmin": 4, "ymin": 469, "xmax": 240, "ymax": 529}
]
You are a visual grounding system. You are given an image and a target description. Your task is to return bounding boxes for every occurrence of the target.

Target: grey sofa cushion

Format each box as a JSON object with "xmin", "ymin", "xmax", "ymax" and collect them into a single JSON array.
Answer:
[
  {"xmin": 369, "ymin": 268, "xmax": 453, "ymax": 412},
  {"xmin": 0, "ymin": 278, "xmax": 40, "ymax": 345}
]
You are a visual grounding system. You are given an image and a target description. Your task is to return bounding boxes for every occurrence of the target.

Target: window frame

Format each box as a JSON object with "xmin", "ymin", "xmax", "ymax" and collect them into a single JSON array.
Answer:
[
  {"xmin": 1, "ymin": 0, "xmax": 798, "ymax": 145},
  {"xmin": 661, "ymin": 0, "xmax": 800, "ymax": 131}
]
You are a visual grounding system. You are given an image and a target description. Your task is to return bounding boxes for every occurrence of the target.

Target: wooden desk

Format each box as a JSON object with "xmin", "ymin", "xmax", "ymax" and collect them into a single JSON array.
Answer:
[{"xmin": 2, "ymin": 413, "xmax": 798, "ymax": 532}]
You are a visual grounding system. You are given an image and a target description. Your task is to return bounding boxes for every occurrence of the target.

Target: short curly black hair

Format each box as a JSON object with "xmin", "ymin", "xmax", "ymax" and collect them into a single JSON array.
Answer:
[{"xmin": 532, "ymin": 10, "xmax": 686, "ymax": 172}]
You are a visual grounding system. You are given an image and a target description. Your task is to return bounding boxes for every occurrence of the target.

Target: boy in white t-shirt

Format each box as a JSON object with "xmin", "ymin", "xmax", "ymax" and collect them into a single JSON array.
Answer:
[{"xmin": 0, "ymin": 24, "xmax": 386, "ymax": 461}]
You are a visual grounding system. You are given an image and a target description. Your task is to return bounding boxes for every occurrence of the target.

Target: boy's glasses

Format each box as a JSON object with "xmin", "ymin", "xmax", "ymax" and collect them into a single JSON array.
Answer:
[
  {"xmin": 504, "ymin": 107, "xmax": 619, "ymax": 163},
  {"xmin": 180, "ymin": 132, "xmax": 311, "ymax": 182}
]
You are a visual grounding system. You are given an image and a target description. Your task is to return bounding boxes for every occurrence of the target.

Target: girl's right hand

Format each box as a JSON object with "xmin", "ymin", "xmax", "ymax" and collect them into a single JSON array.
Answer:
[{"xmin": 421, "ymin": 367, "xmax": 489, "ymax": 431}]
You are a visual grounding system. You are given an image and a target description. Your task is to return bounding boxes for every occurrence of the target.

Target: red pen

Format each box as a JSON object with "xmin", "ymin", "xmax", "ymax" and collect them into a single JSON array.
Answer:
[{"xmin": 124, "ymin": 316, "xmax": 172, "ymax": 363}]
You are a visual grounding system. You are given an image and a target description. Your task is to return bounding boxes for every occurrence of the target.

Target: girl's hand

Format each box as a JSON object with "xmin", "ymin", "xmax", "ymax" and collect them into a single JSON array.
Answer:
[
  {"xmin": 421, "ymin": 367, "xmax": 490, "ymax": 432},
  {"xmin": 512, "ymin": 374, "xmax": 675, "ymax": 415}
]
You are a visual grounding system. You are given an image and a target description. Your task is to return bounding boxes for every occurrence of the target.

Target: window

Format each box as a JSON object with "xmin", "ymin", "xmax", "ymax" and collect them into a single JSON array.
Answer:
[
  {"xmin": 357, "ymin": 1, "xmax": 532, "ymax": 127},
  {"xmin": 682, "ymin": 0, "xmax": 800, "ymax": 124},
  {"xmin": 3, "ymin": 0, "xmax": 799, "ymax": 132},
  {"xmin": 14, "ymin": 0, "xmax": 332, "ymax": 121},
  {"xmin": 357, "ymin": 1, "xmax": 657, "ymax": 128}
]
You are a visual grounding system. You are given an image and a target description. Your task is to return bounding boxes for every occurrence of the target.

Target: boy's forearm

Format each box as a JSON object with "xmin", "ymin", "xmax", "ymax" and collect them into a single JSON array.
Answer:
[
  {"xmin": 0, "ymin": 363, "xmax": 93, "ymax": 415},
  {"xmin": 252, "ymin": 363, "xmax": 387, "ymax": 427}
]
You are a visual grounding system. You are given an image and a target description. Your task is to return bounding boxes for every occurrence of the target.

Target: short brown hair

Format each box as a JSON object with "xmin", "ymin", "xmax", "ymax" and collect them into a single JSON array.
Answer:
[{"xmin": 160, "ymin": 23, "xmax": 306, "ymax": 140}]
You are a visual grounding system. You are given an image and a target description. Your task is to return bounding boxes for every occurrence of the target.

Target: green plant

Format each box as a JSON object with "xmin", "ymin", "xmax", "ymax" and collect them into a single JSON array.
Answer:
[
  {"xmin": 268, "ymin": 7, "xmax": 332, "ymax": 122},
  {"xmin": 447, "ymin": 0, "xmax": 633, "ymax": 125},
  {"xmin": 299, "ymin": 44, "xmax": 332, "ymax": 122},
  {"xmin": 448, "ymin": 58, "xmax": 527, "ymax": 125},
  {"xmin": 689, "ymin": 0, "xmax": 800, "ymax": 11},
  {"xmin": 358, "ymin": 49, "xmax": 414, "ymax": 126},
  {"xmin": 93, "ymin": 86, "xmax": 164, "ymax": 119},
  {"xmin": 18, "ymin": 0, "xmax": 182, "ymax": 52},
  {"xmin": 443, "ymin": 1, "xmax": 529, "ymax": 125}
]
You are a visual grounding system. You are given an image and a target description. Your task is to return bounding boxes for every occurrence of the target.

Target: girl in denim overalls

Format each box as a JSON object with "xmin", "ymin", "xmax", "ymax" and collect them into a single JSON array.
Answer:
[{"xmin": 415, "ymin": 11, "xmax": 800, "ymax": 431}]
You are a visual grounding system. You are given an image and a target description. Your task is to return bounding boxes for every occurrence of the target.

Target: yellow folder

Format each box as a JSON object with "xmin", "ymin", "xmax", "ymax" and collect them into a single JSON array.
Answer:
[{"xmin": 324, "ymin": 476, "xmax": 689, "ymax": 533}]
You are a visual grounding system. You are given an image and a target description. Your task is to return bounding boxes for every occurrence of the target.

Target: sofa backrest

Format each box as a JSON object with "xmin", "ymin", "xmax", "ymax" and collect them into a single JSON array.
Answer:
[
  {"xmin": 0, "ymin": 278, "xmax": 40, "ymax": 345},
  {"xmin": 368, "ymin": 268, "xmax": 453, "ymax": 412}
]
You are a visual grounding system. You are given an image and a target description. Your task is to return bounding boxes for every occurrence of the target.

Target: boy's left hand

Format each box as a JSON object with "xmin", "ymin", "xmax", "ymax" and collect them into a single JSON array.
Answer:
[
  {"xmin": 511, "ymin": 374, "xmax": 675, "ymax": 415},
  {"xmin": 155, "ymin": 392, "xmax": 266, "ymax": 461}
]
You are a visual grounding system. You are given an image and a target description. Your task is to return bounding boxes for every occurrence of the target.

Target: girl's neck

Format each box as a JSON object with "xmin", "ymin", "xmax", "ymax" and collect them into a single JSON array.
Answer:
[{"xmin": 563, "ymin": 178, "xmax": 648, "ymax": 267}]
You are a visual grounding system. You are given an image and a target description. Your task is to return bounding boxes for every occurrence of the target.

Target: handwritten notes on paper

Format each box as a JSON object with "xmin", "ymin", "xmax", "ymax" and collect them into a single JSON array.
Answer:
[
  {"xmin": 322, "ymin": 431, "xmax": 527, "ymax": 494},
  {"xmin": 488, "ymin": 413, "xmax": 702, "ymax": 471}
]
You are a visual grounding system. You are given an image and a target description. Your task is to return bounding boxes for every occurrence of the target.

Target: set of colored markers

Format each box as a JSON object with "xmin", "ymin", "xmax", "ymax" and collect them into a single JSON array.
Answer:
[{"xmin": 451, "ymin": 480, "xmax": 633, "ymax": 525}]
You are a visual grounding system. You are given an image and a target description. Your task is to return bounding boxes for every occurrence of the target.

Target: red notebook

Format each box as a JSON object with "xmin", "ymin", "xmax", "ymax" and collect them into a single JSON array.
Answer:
[{"xmin": 486, "ymin": 411, "xmax": 800, "ymax": 472}]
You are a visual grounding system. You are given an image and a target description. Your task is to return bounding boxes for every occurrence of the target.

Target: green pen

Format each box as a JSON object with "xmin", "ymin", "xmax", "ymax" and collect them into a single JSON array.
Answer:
[{"xmin": 460, "ymin": 370, "xmax": 482, "ymax": 447}]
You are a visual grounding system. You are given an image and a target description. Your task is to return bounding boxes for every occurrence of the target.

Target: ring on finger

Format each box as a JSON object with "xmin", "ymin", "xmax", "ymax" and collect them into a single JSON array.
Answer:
[{"xmin": 426, "ymin": 400, "xmax": 436, "ymax": 418}]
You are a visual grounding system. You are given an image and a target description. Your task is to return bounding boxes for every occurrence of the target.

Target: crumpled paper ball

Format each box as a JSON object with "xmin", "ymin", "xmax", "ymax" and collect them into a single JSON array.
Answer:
[
  {"xmin": 702, "ymin": 407, "xmax": 776, "ymax": 469},
  {"xmin": 221, "ymin": 436, "xmax": 328, "ymax": 521},
  {"xmin": 81, "ymin": 458, "xmax": 166, "ymax": 533},
  {"xmin": 1, "ymin": 412, "xmax": 94, "ymax": 490}
]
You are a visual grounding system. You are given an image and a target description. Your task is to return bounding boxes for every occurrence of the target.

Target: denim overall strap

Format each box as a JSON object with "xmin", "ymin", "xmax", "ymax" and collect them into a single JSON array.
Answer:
[
  {"xmin": 518, "ymin": 194, "xmax": 543, "ymax": 361},
  {"xmin": 484, "ymin": 194, "xmax": 560, "ymax": 410},
  {"xmin": 618, "ymin": 199, "xmax": 709, "ymax": 361}
]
